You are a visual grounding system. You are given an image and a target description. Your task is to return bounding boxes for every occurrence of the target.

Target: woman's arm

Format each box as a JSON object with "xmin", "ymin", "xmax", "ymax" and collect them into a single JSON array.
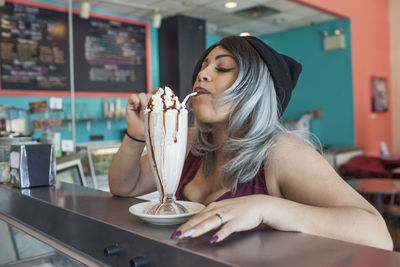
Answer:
[
  {"xmin": 262, "ymin": 134, "xmax": 393, "ymax": 250},
  {"xmin": 108, "ymin": 135, "xmax": 155, "ymax": 197},
  {"xmin": 174, "ymin": 135, "xmax": 393, "ymax": 250},
  {"xmin": 108, "ymin": 92, "xmax": 156, "ymax": 197}
]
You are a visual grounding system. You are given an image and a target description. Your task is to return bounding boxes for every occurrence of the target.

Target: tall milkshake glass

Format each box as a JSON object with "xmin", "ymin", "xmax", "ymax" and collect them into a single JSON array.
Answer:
[{"xmin": 144, "ymin": 88, "xmax": 189, "ymax": 215}]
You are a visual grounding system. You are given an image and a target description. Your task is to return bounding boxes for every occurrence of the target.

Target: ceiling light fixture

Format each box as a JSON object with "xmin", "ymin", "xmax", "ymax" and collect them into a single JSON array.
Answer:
[
  {"xmin": 80, "ymin": 1, "xmax": 91, "ymax": 19},
  {"xmin": 152, "ymin": 11, "xmax": 162, "ymax": 29},
  {"xmin": 239, "ymin": 32, "xmax": 251, "ymax": 37},
  {"xmin": 274, "ymin": 17, "xmax": 285, "ymax": 24},
  {"xmin": 99, "ymin": 0, "xmax": 160, "ymax": 13},
  {"xmin": 181, "ymin": 1, "xmax": 193, "ymax": 7},
  {"xmin": 224, "ymin": 1, "xmax": 238, "ymax": 9}
]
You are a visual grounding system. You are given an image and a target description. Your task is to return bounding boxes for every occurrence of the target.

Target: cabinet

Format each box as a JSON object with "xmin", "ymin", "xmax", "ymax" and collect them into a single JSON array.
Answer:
[{"xmin": 76, "ymin": 141, "xmax": 121, "ymax": 191}]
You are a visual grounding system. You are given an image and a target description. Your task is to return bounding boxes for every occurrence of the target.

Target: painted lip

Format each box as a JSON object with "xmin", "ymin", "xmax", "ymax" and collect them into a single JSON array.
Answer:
[{"xmin": 194, "ymin": 87, "xmax": 211, "ymax": 95}]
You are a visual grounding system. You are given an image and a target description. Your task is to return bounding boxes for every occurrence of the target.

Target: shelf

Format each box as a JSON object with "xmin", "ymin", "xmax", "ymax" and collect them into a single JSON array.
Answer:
[
  {"xmin": 0, "ymin": 106, "xmax": 26, "ymax": 112},
  {"xmin": 63, "ymin": 117, "xmax": 125, "ymax": 131},
  {"xmin": 28, "ymin": 108, "xmax": 63, "ymax": 114},
  {"xmin": 62, "ymin": 117, "xmax": 125, "ymax": 121}
]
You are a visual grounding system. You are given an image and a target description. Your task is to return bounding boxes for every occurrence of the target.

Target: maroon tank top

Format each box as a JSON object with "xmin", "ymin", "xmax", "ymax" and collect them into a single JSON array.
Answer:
[{"xmin": 175, "ymin": 151, "xmax": 269, "ymax": 202}]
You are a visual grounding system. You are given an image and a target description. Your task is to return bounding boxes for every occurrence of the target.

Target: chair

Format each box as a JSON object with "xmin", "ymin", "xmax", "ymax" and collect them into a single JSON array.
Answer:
[{"xmin": 338, "ymin": 155, "xmax": 391, "ymax": 180}]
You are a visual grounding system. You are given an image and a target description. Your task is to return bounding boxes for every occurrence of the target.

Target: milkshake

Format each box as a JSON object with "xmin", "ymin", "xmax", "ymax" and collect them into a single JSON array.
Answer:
[{"xmin": 144, "ymin": 87, "xmax": 189, "ymax": 215}]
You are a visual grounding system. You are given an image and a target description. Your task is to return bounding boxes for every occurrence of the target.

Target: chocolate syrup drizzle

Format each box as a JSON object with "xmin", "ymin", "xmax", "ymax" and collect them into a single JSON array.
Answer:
[
  {"xmin": 174, "ymin": 110, "xmax": 180, "ymax": 143},
  {"xmin": 147, "ymin": 112, "xmax": 164, "ymax": 201},
  {"xmin": 146, "ymin": 89, "xmax": 182, "ymax": 209}
]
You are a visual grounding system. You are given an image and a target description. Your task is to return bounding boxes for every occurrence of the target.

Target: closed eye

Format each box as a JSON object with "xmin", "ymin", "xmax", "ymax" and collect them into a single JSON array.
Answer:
[{"xmin": 216, "ymin": 67, "xmax": 234, "ymax": 72}]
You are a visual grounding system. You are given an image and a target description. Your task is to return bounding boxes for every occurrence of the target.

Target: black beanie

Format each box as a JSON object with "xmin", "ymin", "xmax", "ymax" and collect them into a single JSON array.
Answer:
[{"xmin": 243, "ymin": 36, "xmax": 302, "ymax": 116}]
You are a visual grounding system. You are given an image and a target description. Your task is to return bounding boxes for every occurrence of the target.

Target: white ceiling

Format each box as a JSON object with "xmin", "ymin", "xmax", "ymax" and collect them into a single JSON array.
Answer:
[{"xmin": 65, "ymin": 0, "xmax": 340, "ymax": 36}]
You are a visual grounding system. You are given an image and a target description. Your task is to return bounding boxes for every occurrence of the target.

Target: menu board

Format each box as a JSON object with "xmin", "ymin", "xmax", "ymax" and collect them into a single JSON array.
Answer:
[
  {"xmin": 74, "ymin": 17, "xmax": 148, "ymax": 93},
  {"xmin": 0, "ymin": 0, "xmax": 149, "ymax": 94},
  {"xmin": 0, "ymin": 2, "xmax": 69, "ymax": 91}
]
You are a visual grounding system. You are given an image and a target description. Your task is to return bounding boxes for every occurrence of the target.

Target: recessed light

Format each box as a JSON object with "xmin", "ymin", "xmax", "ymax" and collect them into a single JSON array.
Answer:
[
  {"xmin": 224, "ymin": 1, "xmax": 238, "ymax": 9},
  {"xmin": 181, "ymin": 1, "xmax": 193, "ymax": 7},
  {"xmin": 274, "ymin": 17, "xmax": 285, "ymax": 24},
  {"xmin": 239, "ymin": 32, "xmax": 251, "ymax": 36}
]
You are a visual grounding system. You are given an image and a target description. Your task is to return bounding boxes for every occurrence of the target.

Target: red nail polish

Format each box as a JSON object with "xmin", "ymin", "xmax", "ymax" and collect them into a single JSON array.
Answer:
[
  {"xmin": 209, "ymin": 235, "xmax": 218, "ymax": 244},
  {"xmin": 170, "ymin": 230, "xmax": 182, "ymax": 240}
]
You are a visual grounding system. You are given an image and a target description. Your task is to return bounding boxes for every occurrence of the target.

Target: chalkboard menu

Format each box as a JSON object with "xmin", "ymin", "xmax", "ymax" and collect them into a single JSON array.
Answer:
[
  {"xmin": 0, "ymin": 2, "xmax": 69, "ymax": 91},
  {"xmin": 0, "ymin": 0, "xmax": 149, "ymax": 94},
  {"xmin": 73, "ymin": 16, "xmax": 147, "ymax": 93}
]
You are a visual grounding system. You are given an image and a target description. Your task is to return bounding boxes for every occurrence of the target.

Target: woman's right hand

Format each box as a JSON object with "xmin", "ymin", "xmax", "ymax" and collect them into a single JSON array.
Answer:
[{"xmin": 125, "ymin": 90, "xmax": 156, "ymax": 140}]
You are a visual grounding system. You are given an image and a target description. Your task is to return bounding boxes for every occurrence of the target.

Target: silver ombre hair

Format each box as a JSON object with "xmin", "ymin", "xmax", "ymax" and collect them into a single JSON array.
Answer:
[{"xmin": 190, "ymin": 36, "xmax": 314, "ymax": 191}]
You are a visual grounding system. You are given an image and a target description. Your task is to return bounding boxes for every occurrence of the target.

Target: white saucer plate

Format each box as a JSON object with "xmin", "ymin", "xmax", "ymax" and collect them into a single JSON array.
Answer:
[{"xmin": 129, "ymin": 201, "xmax": 205, "ymax": 225}]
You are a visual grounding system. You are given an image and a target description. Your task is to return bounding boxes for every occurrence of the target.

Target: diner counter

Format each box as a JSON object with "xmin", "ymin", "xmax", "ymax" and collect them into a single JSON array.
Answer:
[{"xmin": 1, "ymin": 182, "xmax": 400, "ymax": 266}]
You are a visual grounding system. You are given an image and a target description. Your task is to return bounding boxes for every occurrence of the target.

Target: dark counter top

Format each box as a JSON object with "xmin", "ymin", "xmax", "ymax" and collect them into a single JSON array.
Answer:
[{"xmin": 1, "ymin": 182, "xmax": 400, "ymax": 266}]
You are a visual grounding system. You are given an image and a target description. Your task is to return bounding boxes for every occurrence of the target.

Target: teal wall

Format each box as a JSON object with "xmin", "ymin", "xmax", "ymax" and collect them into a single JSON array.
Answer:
[
  {"xmin": 0, "ymin": 0, "xmax": 160, "ymax": 143},
  {"xmin": 206, "ymin": 35, "xmax": 223, "ymax": 47},
  {"xmin": 260, "ymin": 19, "xmax": 354, "ymax": 147}
]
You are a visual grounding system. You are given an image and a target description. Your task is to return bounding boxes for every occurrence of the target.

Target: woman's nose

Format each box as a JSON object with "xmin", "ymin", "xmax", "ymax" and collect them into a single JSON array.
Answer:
[{"xmin": 197, "ymin": 68, "xmax": 211, "ymax": 82}]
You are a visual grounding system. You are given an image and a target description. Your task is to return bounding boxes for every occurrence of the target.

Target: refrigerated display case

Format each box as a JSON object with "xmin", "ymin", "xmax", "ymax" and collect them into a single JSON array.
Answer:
[
  {"xmin": 76, "ymin": 141, "xmax": 121, "ymax": 191},
  {"xmin": 56, "ymin": 154, "xmax": 86, "ymax": 186},
  {"xmin": 0, "ymin": 217, "xmax": 85, "ymax": 266}
]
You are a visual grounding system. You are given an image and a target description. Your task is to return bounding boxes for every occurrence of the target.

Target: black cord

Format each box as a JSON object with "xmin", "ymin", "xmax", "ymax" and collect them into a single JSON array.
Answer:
[{"xmin": 125, "ymin": 130, "xmax": 145, "ymax": 143}]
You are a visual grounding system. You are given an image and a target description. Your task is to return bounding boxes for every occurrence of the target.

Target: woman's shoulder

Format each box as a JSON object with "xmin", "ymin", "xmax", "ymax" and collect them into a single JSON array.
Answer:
[
  {"xmin": 265, "ymin": 133, "xmax": 318, "ymax": 170},
  {"xmin": 273, "ymin": 132, "xmax": 313, "ymax": 150},
  {"xmin": 265, "ymin": 133, "xmax": 329, "ymax": 183}
]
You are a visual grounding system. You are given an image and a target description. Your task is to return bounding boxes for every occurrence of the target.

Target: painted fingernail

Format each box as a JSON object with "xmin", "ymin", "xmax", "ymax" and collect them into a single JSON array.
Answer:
[
  {"xmin": 170, "ymin": 230, "xmax": 181, "ymax": 240},
  {"xmin": 183, "ymin": 229, "xmax": 196, "ymax": 238},
  {"xmin": 209, "ymin": 235, "xmax": 219, "ymax": 244}
]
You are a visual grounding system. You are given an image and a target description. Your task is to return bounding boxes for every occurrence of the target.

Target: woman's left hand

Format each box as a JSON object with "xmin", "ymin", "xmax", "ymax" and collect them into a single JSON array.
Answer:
[{"xmin": 171, "ymin": 195, "xmax": 267, "ymax": 243}]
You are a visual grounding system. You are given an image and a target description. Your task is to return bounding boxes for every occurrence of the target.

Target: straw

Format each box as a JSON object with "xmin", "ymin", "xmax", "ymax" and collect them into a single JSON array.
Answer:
[{"xmin": 181, "ymin": 92, "xmax": 198, "ymax": 106}]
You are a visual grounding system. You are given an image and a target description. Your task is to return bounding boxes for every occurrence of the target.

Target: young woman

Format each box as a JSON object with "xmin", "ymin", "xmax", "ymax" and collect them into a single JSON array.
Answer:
[{"xmin": 108, "ymin": 36, "xmax": 393, "ymax": 250}]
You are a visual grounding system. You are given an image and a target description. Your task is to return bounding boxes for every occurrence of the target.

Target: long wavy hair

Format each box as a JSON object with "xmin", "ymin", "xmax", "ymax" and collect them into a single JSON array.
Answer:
[{"xmin": 190, "ymin": 36, "xmax": 312, "ymax": 191}]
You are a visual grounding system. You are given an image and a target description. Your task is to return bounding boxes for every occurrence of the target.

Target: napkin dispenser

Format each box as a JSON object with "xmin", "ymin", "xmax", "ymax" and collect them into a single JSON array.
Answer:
[{"xmin": 9, "ymin": 144, "xmax": 56, "ymax": 188}]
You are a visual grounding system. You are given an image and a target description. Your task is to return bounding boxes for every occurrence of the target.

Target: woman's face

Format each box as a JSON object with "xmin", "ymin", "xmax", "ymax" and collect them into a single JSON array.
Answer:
[{"xmin": 192, "ymin": 46, "xmax": 239, "ymax": 124}]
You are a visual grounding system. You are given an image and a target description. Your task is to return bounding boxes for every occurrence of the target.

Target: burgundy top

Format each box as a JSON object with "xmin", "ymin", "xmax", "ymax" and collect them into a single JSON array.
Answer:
[
  {"xmin": 175, "ymin": 151, "xmax": 271, "ymax": 231},
  {"xmin": 175, "ymin": 152, "xmax": 269, "ymax": 202}
]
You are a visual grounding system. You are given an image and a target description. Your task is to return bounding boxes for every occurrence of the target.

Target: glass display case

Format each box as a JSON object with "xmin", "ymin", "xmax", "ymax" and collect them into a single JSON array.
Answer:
[
  {"xmin": 56, "ymin": 154, "xmax": 86, "ymax": 186},
  {"xmin": 0, "ymin": 218, "xmax": 84, "ymax": 266},
  {"xmin": 76, "ymin": 141, "xmax": 121, "ymax": 191}
]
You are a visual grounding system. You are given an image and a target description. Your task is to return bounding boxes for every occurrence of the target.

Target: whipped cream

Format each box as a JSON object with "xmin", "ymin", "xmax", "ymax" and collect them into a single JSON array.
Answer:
[{"xmin": 146, "ymin": 87, "xmax": 185, "ymax": 112}]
